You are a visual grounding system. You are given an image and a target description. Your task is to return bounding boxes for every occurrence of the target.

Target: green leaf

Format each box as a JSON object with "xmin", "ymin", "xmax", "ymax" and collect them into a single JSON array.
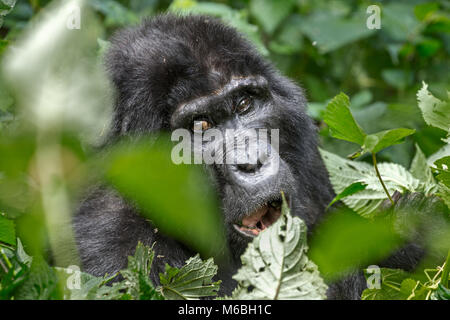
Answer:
[
  {"xmin": 326, "ymin": 182, "xmax": 367, "ymax": 210},
  {"xmin": 104, "ymin": 137, "xmax": 226, "ymax": 260},
  {"xmin": 170, "ymin": 0, "xmax": 268, "ymax": 56},
  {"xmin": 361, "ymin": 268, "xmax": 411, "ymax": 300},
  {"xmin": 0, "ymin": 214, "xmax": 15, "ymax": 246},
  {"xmin": 324, "ymin": 93, "xmax": 366, "ymax": 145},
  {"xmin": 230, "ymin": 194, "xmax": 327, "ymax": 299},
  {"xmin": 417, "ymin": 82, "xmax": 450, "ymax": 135},
  {"xmin": 410, "ymin": 144, "xmax": 438, "ymax": 194},
  {"xmin": 299, "ymin": 11, "xmax": 375, "ymax": 53},
  {"xmin": 320, "ymin": 149, "xmax": 423, "ymax": 217},
  {"xmin": 13, "ymin": 256, "xmax": 61, "ymax": 300},
  {"xmin": 362, "ymin": 128, "xmax": 415, "ymax": 154},
  {"xmin": 431, "ymin": 283, "xmax": 450, "ymax": 300},
  {"xmin": 249, "ymin": 0, "xmax": 295, "ymax": 34},
  {"xmin": 310, "ymin": 210, "xmax": 401, "ymax": 280},
  {"xmin": 434, "ymin": 156, "xmax": 450, "ymax": 188},
  {"xmin": 119, "ymin": 242, "xmax": 163, "ymax": 300},
  {"xmin": 159, "ymin": 254, "xmax": 221, "ymax": 300}
]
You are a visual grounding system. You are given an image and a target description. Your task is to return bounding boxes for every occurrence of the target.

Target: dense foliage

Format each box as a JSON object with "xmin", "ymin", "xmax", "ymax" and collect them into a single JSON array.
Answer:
[{"xmin": 0, "ymin": 0, "xmax": 449, "ymax": 300}]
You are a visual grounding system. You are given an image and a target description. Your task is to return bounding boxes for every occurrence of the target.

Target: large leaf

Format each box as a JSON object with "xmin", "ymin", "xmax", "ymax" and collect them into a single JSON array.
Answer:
[
  {"xmin": 362, "ymin": 128, "xmax": 415, "ymax": 154},
  {"xmin": 417, "ymin": 82, "xmax": 450, "ymax": 137},
  {"xmin": 249, "ymin": 0, "xmax": 295, "ymax": 34},
  {"xmin": 159, "ymin": 254, "xmax": 221, "ymax": 300},
  {"xmin": 0, "ymin": 214, "xmax": 15, "ymax": 246},
  {"xmin": 361, "ymin": 268, "xmax": 413, "ymax": 300},
  {"xmin": 170, "ymin": 0, "xmax": 268, "ymax": 56},
  {"xmin": 309, "ymin": 210, "xmax": 401, "ymax": 279},
  {"xmin": 320, "ymin": 149, "xmax": 424, "ymax": 217},
  {"xmin": 104, "ymin": 137, "xmax": 226, "ymax": 260},
  {"xmin": 299, "ymin": 11, "xmax": 375, "ymax": 53},
  {"xmin": 118, "ymin": 242, "xmax": 163, "ymax": 300},
  {"xmin": 230, "ymin": 195, "xmax": 327, "ymax": 299},
  {"xmin": 324, "ymin": 92, "xmax": 366, "ymax": 145},
  {"xmin": 410, "ymin": 144, "xmax": 438, "ymax": 194}
]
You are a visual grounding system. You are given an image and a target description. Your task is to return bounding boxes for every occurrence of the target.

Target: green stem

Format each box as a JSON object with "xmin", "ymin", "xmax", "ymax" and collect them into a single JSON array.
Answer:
[
  {"xmin": 441, "ymin": 250, "xmax": 450, "ymax": 288},
  {"xmin": 372, "ymin": 153, "xmax": 394, "ymax": 206}
]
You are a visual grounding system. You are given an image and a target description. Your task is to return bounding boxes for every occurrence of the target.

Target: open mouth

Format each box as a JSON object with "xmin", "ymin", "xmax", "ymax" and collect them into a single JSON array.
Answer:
[{"xmin": 233, "ymin": 198, "xmax": 283, "ymax": 238}]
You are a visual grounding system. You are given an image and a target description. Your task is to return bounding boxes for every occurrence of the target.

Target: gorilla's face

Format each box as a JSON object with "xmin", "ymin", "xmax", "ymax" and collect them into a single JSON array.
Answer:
[
  {"xmin": 170, "ymin": 75, "xmax": 301, "ymax": 255},
  {"xmin": 106, "ymin": 15, "xmax": 333, "ymax": 261}
]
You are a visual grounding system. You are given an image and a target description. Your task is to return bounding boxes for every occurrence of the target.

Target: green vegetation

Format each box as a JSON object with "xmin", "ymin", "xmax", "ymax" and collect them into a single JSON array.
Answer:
[{"xmin": 0, "ymin": 0, "xmax": 449, "ymax": 300}]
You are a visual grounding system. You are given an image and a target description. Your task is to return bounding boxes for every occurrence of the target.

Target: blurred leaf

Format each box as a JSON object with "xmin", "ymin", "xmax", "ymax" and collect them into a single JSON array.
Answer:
[
  {"xmin": 170, "ymin": 0, "xmax": 268, "ymax": 56},
  {"xmin": 269, "ymin": 15, "xmax": 304, "ymax": 55},
  {"xmin": 104, "ymin": 136, "xmax": 226, "ymax": 260},
  {"xmin": 249, "ymin": 0, "xmax": 295, "ymax": 35},
  {"xmin": 382, "ymin": 3, "xmax": 421, "ymax": 42},
  {"xmin": 159, "ymin": 254, "xmax": 220, "ymax": 300},
  {"xmin": 351, "ymin": 90, "xmax": 373, "ymax": 109},
  {"xmin": 414, "ymin": 2, "xmax": 439, "ymax": 21},
  {"xmin": 89, "ymin": 0, "xmax": 139, "ymax": 27},
  {"xmin": 231, "ymin": 194, "xmax": 327, "ymax": 300},
  {"xmin": 381, "ymin": 69, "xmax": 413, "ymax": 90},
  {"xmin": 417, "ymin": 38, "xmax": 442, "ymax": 58},
  {"xmin": 299, "ymin": 11, "xmax": 374, "ymax": 53},
  {"xmin": 310, "ymin": 209, "xmax": 401, "ymax": 280},
  {"xmin": 324, "ymin": 92, "xmax": 366, "ymax": 146},
  {"xmin": 362, "ymin": 128, "xmax": 416, "ymax": 154},
  {"xmin": 0, "ymin": 214, "xmax": 15, "ymax": 246}
]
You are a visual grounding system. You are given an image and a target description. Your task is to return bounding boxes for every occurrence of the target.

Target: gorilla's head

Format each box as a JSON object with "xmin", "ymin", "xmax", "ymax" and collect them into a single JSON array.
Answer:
[{"xmin": 105, "ymin": 14, "xmax": 333, "ymax": 261}]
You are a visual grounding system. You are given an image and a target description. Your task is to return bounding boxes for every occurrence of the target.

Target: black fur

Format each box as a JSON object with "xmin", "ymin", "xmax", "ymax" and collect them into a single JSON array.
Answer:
[{"xmin": 73, "ymin": 14, "xmax": 444, "ymax": 299}]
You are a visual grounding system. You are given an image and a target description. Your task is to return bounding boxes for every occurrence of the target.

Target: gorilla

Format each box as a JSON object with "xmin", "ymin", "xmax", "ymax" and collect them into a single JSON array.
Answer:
[{"xmin": 73, "ymin": 14, "xmax": 443, "ymax": 299}]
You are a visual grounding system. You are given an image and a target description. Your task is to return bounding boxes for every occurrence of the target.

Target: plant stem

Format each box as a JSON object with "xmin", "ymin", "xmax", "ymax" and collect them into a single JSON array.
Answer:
[
  {"xmin": 441, "ymin": 250, "xmax": 450, "ymax": 288},
  {"xmin": 372, "ymin": 153, "xmax": 394, "ymax": 206}
]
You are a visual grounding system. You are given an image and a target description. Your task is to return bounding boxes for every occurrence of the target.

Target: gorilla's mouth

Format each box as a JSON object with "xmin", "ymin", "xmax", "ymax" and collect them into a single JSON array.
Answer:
[{"xmin": 233, "ymin": 198, "xmax": 282, "ymax": 238}]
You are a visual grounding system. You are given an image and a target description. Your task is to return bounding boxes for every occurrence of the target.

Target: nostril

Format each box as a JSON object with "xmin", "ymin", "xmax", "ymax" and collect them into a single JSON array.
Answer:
[{"xmin": 236, "ymin": 160, "xmax": 263, "ymax": 173}]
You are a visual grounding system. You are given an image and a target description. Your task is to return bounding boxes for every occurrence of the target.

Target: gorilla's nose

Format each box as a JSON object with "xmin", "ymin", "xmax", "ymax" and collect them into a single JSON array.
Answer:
[
  {"xmin": 229, "ymin": 142, "xmax": 279, "ymax": 182},
  {"xmin": 236, "ymin": 160, "xmax": 263, "ymax": 174}
]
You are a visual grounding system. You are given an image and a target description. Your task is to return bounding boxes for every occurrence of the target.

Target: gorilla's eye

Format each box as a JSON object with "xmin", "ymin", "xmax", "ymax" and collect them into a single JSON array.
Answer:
[
  {"xmin": 236, "ymin": 97, "xmax": 252, "ymax": 114},
  {"xmin": 192, "ymin": 119, "xmax": 212, "ymax": 132}
]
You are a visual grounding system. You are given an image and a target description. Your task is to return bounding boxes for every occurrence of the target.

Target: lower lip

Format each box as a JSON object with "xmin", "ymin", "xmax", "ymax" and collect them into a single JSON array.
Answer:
[{"xmin": 233, "ymin": 224, "xmax": 258, "ymax": 238}]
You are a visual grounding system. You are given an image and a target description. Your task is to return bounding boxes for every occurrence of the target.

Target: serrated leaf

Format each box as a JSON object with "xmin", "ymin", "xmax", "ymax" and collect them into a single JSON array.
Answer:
[
  {"xmin": 362, "ymin": 128, "xmax": 415, "ymax": 154},
  {"xmin": 410, "ymin": 144, "xmax": 438, "ymax": 194},
  {"xmin": 417, "ymin": 82, "xmax": 450, "ymax": 136},
  {"xmin": 230, "ymin": 194, "xmax": 327, "ymax": 300},
  {"xmin": 119, "ymin": 242, "xmax": 163, "ymax": 300},
  {"xmin": 13, "ymin": 256, "xmax": 61, "ymax": 300},
  {"xmin": 0, "ymin": 215, "xmax": 15, "ymax": 246},
  {"xmin": 320, "ymin": 149, "xmax": 424, "ymax": 217},
  {"xmin": 434, "ymin": 156, "xmax": 450, "ymax": 188},
  {"xmin": 158, "ymin": 254, "xmax": 221, "ymax": 300},
  {"xmin": 361, "ymin": 268, "xmax": 411, "ymax": 300},
  {"xmin": 324, "ymin": 92, "xmax": 366, "ymax": 146}
]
